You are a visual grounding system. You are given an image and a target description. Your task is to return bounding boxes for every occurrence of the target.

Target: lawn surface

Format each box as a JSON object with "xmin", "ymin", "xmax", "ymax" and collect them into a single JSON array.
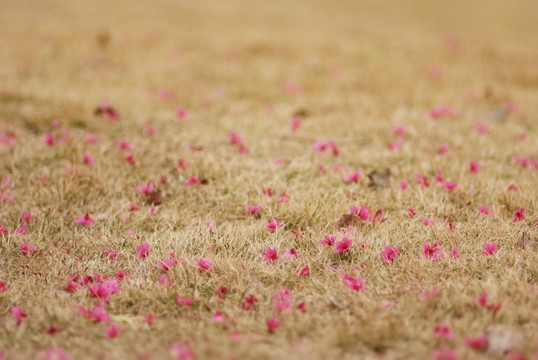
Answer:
[{"xmin": 0, "ymin": 0, "xmax": 537, "ymax": 359}]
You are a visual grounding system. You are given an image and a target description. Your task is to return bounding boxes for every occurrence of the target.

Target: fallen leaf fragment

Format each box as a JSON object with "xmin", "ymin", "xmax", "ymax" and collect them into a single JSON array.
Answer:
[
  {"xmin": 336, "ymin": 214, "xmax": 362, "ymax": 229},
  {"xmin": 368, "ymin": 169, "xmax": 391, "ymax": 189},
  {"xmin": 518, "ymin": 232, "xmax": 534, "ymax": 249}
]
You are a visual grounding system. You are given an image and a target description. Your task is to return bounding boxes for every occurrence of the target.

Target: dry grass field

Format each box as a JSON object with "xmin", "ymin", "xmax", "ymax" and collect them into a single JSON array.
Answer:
[{"xmin": 0, "ymin": 0, "xmax": 537, "ymax": 359}]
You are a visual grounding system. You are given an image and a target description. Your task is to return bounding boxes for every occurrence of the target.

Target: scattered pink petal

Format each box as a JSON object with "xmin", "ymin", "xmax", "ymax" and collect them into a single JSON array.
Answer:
[
  {"xmin": 43, "ymin": 133, "xmax": 55, "ymax": 146},
  {"xmin": 334, "ymin": 236, "xmax": 352, "ymax": 253},
  {"xmin": 46, "ymin": 325, "xmax": 60, "ymax": 335},
  {"xmin": 478, "ymin": 205, "xmax": 493, "ymax": 216},
  {"xmin": 42, "ymin": 348, "xmax": 71, "ymax": 360},
  {"xmin": 289, "ymin": 117, "xmax": 301, "ymax": 131},
  {"xmin": 76, "ymin": 213, "xmax": 94, "ymax": 227},
  {"xmin": 263, "ymin": 247, "xmax": 278, "ymax": 263},
  {"xmin": 169, "ymin": 343, "xmax": 196, "ymax": 360},
  {"xmin": 11, "ymin": 305, "xmax": 27, "ymax": 326},
  {"xmin": 177, "ymin": 158, "xmax": 189, "ymax": 169},
  {"xmin": 143, "ymin": 124, "xmax": 156, "ymax": 136},
  {"xmin": 428, "ymin": 64, "xmax": 444, "ymax": 78},
  {"xmin": 475, "ymin": 121, "xmax": 489, "ymax": 134},
  {"xmin": 0, "ymin": 132, "xmax": 17, "ymax": 146},
  {"xmin": 437, "ymin": 143, "xmax": 449, "ymax": 155},
  {"xmin": 344, "ymin": 169, "xmax": 361, "ymax": 183},
  {"xmin": 175, "ymin": 107, "xmax": 189, "ymax": 120},
  {"xmin": 229, "ymin": 130, "xmax": 243, "ymax": 145},
  {"xmin": 513, "ymin": 208, "xmax": 525, "ymax": 222},
  {"xmin": 245, "ymin": 204, "xmax": 262, "ymax": 214},
  {"xmin": 176, "ymin": 296, "xmax": 194, "ymax": 307},
  {"xmin": 104, "ymin": 323, "xmax": 121, "ymax": 338},
  {"xmin": 115, "ymin": 140, "xmax": 133, "ymax": 151},
  {"xmin": 343, "ymin": 273, "xmax": 365, "ymax": 291},
  {"xmin": 313, "ymin": 140, "xmax": 326, "ymax": 153},
  {"xmin": 392, "ymin": 125, "xmax": 407, "ymax": 137},
  {"xmin": 136, "ymin": 242, "xmax": 151, "ymax": 259},
  {"xmin": 441, "ymin": 181, "xmax": 458, "ymax": 192},
  {"xmin": 211, "ymin": 311, "xmax": 225, "ymax": 323},
  {"xmin": 124, "ymin": 154, "xmax": 135, "ymax": 165},
  {"xmin": 431, "ymin": 348, "xmax": 458, "ymax": 360},
  {"xmin": 266, "ymin": 316, "xmax": 280, "ymax": 333},
  {"xmin": 183, "ymin": 176, "xmax": 201, "ymax": 186},
  {"xmin": 142, "ymin": 314, "xmax": 157, "ymax": 324},
  {"xmin": 380, "ymin": 245, "xmax": 400, "ymax": 263},
  {"xmin": 297, "ymin": 265, "xmax": 309, "ymax": 276},
  {"xmin": 104, "ymin": 248, "xmax": 119, "ymax": 262},
  {"xmin": 243, "ymin": 294, "xmax": 259, "ymax": 310},
  {"xmin": 137, "ymin": 182, "xmax": 154, "ymax": 195},
  {"xmin": 82, "ymin": 152, "xmax": 94, "ymax": 165},
  {"xmin": 1, "ymin": 177, "xmax": 11, "ymax": 189},
  {"xmin": 95, "ymin": 102, "xmax": 119, "ymax": 121},
  {"xmin": 19, "ymin": 241, "xmax": 36, "ymax": 256},
  {"xmin": 283, "ymin": 81, "xmax": 300, "ymax": 94},
  {"xmin": 420, "ymin": 286, "xmax": 440, "ymax": 299},
  {"xmin": 195, "ymin": 258, "xmax": 212, "ymax": 272},
  {"xmin": 21, "ymin": 210, "xmax": 35, "ymax": 223},
  {"xmin": 475, "ymin": 291, "xmax": 502, "ymax": 312},
  {"xmin": 434, "ymin": 324, "xmax": 454, "ymax": 340},
  {"xmin": 327, "ymin": 140, "xmax": 339, "ymax": 155},
  {"xmin": 414, "ymin": 173, "xmax": 430, "ymax": 187},
  {"xmin": 266, "ymin": 219, "xmax": 284, "ymax": 232},
  {"xmin": 277, "ymin": 192, "xmax": 290, "ymax": 202},
  {"xmin": 482, "ymin": 242, "xmax": 498, "ymax": 256},
  {"xmin": 14, "ymin": 225, "xmax": 26, "ymax": 235},
  {"xmin": 429, "ymin": 106, "xmax": 455, "ymax": 120},
  {"xmin": 283, "ymin": 248, "xmax": 299, "ymax": 260},
  {"xmin": 469, "ymin": 160, "xmax": 481, "ymax": 173},
  {"xmin": 319, "ymin": 234, "xmax": 336, "ymax": 246},
  {"xmin": 464, "ymin": 335, "xmax": 488, "ymax": 350},
  {"xmin": 206, "ymin": 219, "xmax": 215, "ymax": 233},
  {"xmin": 422, "ymin": 241, "xmax": 444, "ymax": 261},
  {"xmin": 87, "ymin": 280, "xmax": 120, "ymax": 301},
  {"xmin": 388, "ymin": 137, "xmax": 404, "ymax": 151},
  {"xmin": 77, "ymin": 304, "xmax": 109, "ymax": 323},
  {"xmin": 422, "ymin": 218, "xmax": 439, "ymax": 226}
]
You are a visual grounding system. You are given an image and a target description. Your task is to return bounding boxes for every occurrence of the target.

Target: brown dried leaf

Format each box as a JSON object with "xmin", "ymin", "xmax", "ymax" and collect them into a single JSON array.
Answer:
[
  {"xmin": 345, "ymin": 192, "xmax": 357, "ymax": 200},
  {"xmin": 94, "ymin": 103, "xmax": 118, "ymax": 118},
  {"xmin": 368, "ymin": 169, "xmax": 391, "ymax": 189},
  {"xmin": 486, "ymin": 326, "xmax": 524, "ymax": 356},
  {"xmin": 336, "ymin": 214, "xmax": 362, "ymax": 229},
  {"xmin": 146, "ymin": 189, "xmax": 165, "ymax": 206},
  {"xmin": 518, "ymin": 231, "xmax": 533, "ymax": 249},
  {"xmin": 96, "ymin": 31, "xmax": 111, "ymax": 48},
  {"xmin": 292, "ymin": 108, "xmax": 309, "ymax": 118}
]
